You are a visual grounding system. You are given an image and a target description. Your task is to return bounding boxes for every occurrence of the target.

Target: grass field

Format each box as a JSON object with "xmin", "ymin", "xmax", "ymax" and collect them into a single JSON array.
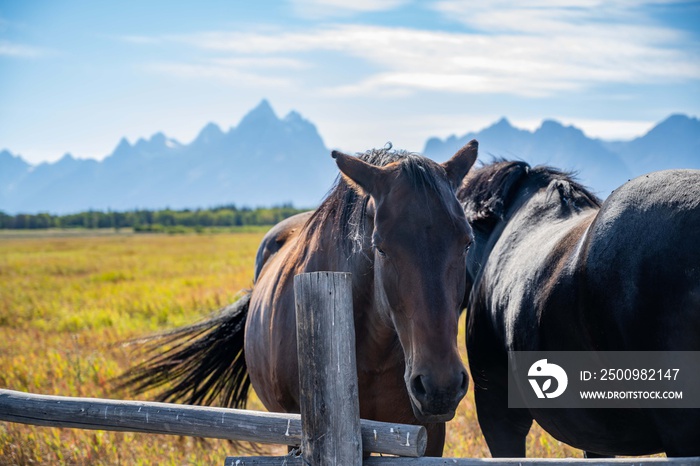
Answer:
[{"xmin": 0, "ymin": 230, "xmax": 581, "ymax": 464}]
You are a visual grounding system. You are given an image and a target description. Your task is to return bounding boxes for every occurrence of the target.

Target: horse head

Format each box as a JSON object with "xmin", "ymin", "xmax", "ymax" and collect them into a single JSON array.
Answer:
[{"xmin": 332, "ymin": 140, "xmax": 478, "ymax": 422}]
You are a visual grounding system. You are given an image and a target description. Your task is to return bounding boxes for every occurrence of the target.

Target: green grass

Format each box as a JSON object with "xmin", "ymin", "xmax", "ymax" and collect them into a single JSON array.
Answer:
[
  {"xmin": 0, "ymin": 232, "xmax": 282, "ymax": 465},
  {"xmin": 0, "ymin": 231, "xmax": 588, "ymax": 464},
  {"xmin": 0, "ymin": 225, "xmax": 271, "ymax": 239}
]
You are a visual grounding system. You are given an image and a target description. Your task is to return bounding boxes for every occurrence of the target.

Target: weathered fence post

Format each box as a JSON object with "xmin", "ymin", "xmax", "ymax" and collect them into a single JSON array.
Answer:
[{"xmin": 294, "ymin": 271, "xmax": 362, "ymax": 466}]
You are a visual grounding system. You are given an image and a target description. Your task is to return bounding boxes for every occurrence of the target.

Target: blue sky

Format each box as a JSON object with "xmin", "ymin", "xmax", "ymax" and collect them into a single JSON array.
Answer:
[{"xmin": 1, "ymin": 0, "xmax": 699, "ymax": 164}]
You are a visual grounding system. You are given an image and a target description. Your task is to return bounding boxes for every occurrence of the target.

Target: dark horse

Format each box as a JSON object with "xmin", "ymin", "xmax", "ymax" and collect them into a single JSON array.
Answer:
[
  {"xmin": 121, "ymin": 141, "xmax": 479, "ymax": 456},
  {"xmin": 458, "ymin": 161, "xmax": 700, "ymax": 457}
]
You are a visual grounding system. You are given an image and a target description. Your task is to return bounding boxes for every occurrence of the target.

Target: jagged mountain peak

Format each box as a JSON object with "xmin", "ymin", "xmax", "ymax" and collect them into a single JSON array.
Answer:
[
  {"xmin": 1, "ymin": 149, "xmax": 24, "ymax": 161},
  {"xmin": 108, "ymin": 137, "xmax": 133, "ymax": 159},
  {"xmin": 614, "ymin": 113, "xmax": 700, "ymax": 173},
  {"xmin": 238, "ymin": 99, "xmax": 279, "ymax": 127},
  {"xmin": 539, "ymin": 119, "xmax": 565, "ymax": 129},
  {"xmin": 659, "ymin": 113, "xmax": 697, "ymax": 126},
  {"xmin": 642, "ymin": 113, "xmax": 699, "ymax": 138},
  {"xmin": 134, "ymin": 132, "xmax": 161, "ymax": 147},
  {"xmin": 492, "ymin": 117, "xmax": 513, "ymax": 128},
  {"xmin": 284, "ymin": 110, "xmax": 303, "ymax": 122},
  {"xmin": 283, "ymin": 110, "xmax": 321, "ymax": 137},
  {"xmin": 0, "ymin": 149, "xmax": 30, "ymax": 173},
  {"xmin": 149, "ymin": 132, "xmax": 166, "ymax": 144},
  {"xmin": 478, "ymin": 116, "xmax": 523, "ymax": 139},
  {"xmin": 133, "ymin": 132, "xmax": 181, "ymax": 153},
  {"xmin": 536, "ymin": 120, "xmax": 587, "ymax": 139},
  {"xmin": 116, "ymin": 137, "xmax": 131, "ymax": 149},
  {"xmin": 195, "ymin": 122, "xmax": 224, "ymax": 143}
]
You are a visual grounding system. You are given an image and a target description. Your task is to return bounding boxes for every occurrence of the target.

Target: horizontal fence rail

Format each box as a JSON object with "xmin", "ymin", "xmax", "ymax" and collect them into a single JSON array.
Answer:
[
  {"xmin": 224, "ymin": 456, "xmax": 700, "ymax": 466},
  {"xmin": 0, "ymin": 388, "xmax": 425, "ymax": 457}
]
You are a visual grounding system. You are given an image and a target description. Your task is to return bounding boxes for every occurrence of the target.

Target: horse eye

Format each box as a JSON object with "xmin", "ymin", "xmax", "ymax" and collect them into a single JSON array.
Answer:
[
  {"xmin": 372, "ymin": 235, "xmax": 386, "ymax": 257},
  {"xmin": 463, "ymin": 242, "xmax": 472, "ymax": 254}
]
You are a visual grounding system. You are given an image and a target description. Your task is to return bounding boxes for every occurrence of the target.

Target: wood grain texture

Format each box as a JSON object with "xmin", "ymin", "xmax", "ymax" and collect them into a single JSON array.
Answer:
[
  {"xmin": 0, "ymin": 388, "xmax": 424, "ymax": 456},
  {"xmin": 0, "ymin": 388, "xmax": 302, "ymax": 443},
  {"xmin": 224, "ymin": 456, "xmax": 700, "ymax": 466},
  {"xmin": 295, "ymin": 271, "xmax": 363, "ymax": 466}
]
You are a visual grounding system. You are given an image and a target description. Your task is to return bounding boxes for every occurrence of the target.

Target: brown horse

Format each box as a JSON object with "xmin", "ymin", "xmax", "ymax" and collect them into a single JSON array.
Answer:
[{"xmin": 120, "ymin": 141, "xmax": 479, "ymax": 455}]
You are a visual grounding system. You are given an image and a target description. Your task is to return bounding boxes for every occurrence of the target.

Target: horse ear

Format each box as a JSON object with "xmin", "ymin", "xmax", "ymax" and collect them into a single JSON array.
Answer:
[
  {"xmin": 332, "ymin": 150, "xmax": 384, "ymax": 196},
  {"xmin": 442, "ymin": 139, "xmax": 478, "ymax": 190}
]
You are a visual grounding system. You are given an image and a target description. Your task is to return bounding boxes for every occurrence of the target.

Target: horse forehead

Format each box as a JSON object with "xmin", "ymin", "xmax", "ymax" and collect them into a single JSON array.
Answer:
[
  {"xmin": 378, "ymin": 189, "xmax": 468, "ymax": 240},
  {"xmin": 388, "ymin": 171, "xmax": 453, "ymax": 206}
]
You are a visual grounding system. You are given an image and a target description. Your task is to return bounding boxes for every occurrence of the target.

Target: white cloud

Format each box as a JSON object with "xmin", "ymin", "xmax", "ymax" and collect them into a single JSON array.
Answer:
[
  {"xmin": 289, "ymin": 0, "xmax": 408, "ymax": 19},
  {"xmin": 209, "ymin": 57, "xmax": 308, "ymax": 70},
  {"xmin": 0, "ymin": 16, "xmax": 48, "ymax": 58},
  {"xmin": 143, "ymin": 54, "xmax": 308, "ymax": 89},
  {"xmin": 163, "ymin": 19, "xmax": 699, "ymax": 97},
  {"xmin": 131, "ymin": 1, "xmax": 700, "ymax": 98},
  {"xmin": 0, "ymin": 40, "xmax": 45, "ymax": 58},
  {"xmin": 146, "ymin": 61, "xmax": 295, "ymax": 89},
  {"xmin": 432, "ymin": 0, "xmax": 688, "ymax": 42}
]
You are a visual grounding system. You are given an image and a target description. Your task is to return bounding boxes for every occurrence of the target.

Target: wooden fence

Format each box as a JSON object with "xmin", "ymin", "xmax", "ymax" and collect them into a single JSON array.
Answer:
[{"xmin": 1, "ymin": 272, "xmax": 698, "ymax": 465}]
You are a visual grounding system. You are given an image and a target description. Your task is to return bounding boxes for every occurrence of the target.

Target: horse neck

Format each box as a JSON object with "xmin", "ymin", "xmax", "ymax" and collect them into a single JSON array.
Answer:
[
  {"xmin": 339, "ymin": 219, "xmax": 405, "ymax": 375},
  {"xmin": 469, "ymin": 188, "xmax": 599, "ymax": 351},
  {"xmin": 299, "ymin": 208, "xmax": 404, "ymax": 372},
  {"xmin": 474, "ymin": 186, "xmax": 597, "ymax": 268}
]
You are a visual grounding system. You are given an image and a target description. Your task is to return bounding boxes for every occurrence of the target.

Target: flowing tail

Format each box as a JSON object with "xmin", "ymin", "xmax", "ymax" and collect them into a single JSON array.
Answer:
[{"xmin": 116, "ymin": 291, "xmax": 251, "ymax": 409}]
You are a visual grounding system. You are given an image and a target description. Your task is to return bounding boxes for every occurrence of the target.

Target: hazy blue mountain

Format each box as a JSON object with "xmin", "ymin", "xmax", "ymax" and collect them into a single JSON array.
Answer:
[
  {"xmin": 602, "ymin": 114, "xmax": 700, "ymax": 178},
  {"xmin": 0, "ymin": 149, "xmax": 31, "ymax": 208},
  {"xmin": 1, "ymin": 105, "xmax": 698, "ymax": 214},
  {"xmin": 1, "ymin": 100, "xmax": 336, "ymax": 214},
  {"xmin": 424, "ymin": 118, "xmax": 630, "ymax": 197},
  {"xmin": 424, "ymin": 115, "xmax": 698, "ymax": 198},
  {"xmin": 0, "ymin": 150, "xmax": 30, "ymax": 187}
]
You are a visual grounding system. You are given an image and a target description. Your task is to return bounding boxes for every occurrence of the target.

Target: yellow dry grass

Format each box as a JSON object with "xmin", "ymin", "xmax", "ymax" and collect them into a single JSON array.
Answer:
[{"xmin": 0, "ymin": 230, "xmax": 580, "ymax": 464}]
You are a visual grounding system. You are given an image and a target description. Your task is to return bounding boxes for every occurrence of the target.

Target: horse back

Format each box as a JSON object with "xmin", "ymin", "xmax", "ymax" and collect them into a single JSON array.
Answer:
[
  {"xmin": 254, "ymin": 211, "xmax": 313, "ymax": 282},
  {"xmin": 581, "ymin": 169, "xmax": 700, "ymax": 350}
]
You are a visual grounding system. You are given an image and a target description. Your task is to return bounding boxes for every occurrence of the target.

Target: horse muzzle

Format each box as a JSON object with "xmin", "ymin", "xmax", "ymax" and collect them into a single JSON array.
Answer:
[{"xmin": 407, "ymin": 369, "xmax": 469, "ymax": 423}]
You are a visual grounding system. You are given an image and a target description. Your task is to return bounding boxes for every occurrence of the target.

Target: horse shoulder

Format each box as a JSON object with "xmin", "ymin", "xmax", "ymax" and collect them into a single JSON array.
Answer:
[
  {"xmin": 483, "ymin": 207, "xmax": 597, "ymax": 351},
  {"xmin": 532, "ymin": 212, "xmax": 599, "ymax": 349}
]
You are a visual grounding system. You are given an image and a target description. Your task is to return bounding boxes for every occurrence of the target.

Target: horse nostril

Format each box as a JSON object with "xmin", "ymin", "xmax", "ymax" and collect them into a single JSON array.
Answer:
[
  {"xmin": 411, "ymin": 374, "xmax": 427, "ymax": 398},
  {"xmin": 460, "ymin": 371, "xmax": 469, "ymax": 391}
]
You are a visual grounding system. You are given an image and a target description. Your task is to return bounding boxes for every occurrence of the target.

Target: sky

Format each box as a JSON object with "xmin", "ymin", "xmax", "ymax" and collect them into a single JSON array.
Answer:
[{"xmin": 1, "ymin": 0, "xmax": 699, "ymax": 164}]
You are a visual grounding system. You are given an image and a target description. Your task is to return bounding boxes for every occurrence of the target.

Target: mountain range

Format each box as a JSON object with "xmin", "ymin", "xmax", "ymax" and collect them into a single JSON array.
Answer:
[
  {"xmin": 1, "ymin": 100, "xmax": 698, "ymax": 214},
  {"xmin": 424, "ymin": 114, "xmax": 700, "ymax": 198}
]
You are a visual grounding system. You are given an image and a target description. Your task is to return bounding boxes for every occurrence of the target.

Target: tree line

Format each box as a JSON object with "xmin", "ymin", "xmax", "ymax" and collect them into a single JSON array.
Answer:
[{"xmin": 0, "ymin": 205, "xmax": 308, "ymax": 230}]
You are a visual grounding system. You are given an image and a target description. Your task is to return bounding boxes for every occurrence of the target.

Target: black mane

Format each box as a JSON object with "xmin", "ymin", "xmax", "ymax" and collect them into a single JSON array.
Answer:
[
  {"xmin": 458, "ymin": 160, "xmax": 601, "ymax": 227},
  {"xmin": 308, "ymin": 146, "xmax": 453, "ymax": 253}
]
